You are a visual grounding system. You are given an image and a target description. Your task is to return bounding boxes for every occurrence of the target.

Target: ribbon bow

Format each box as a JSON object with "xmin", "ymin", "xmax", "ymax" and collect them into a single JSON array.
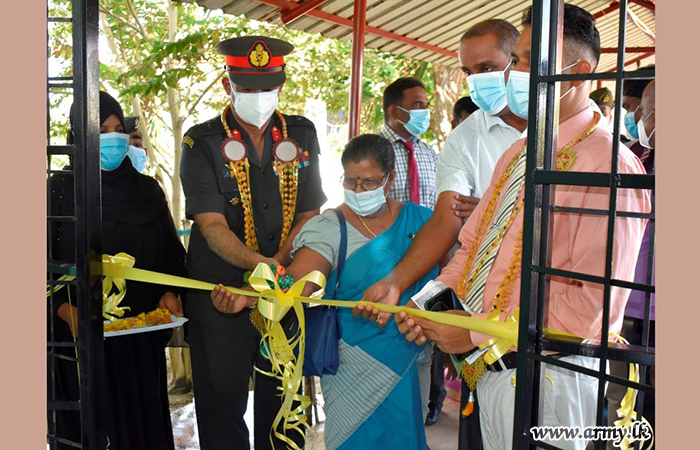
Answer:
[
  {"xmin": 480, "ymin": 308, "xmax": 520, "ymax": 365},
  {"xmin": 248, "ymin": 263, "xmax": 327, "ymax": 450},
  {"xmin": 100, "ymin": 253, "xmax": 135, "ymax": 321}
]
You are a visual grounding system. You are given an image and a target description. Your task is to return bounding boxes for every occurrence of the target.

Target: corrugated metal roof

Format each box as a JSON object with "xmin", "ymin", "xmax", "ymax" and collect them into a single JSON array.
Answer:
[{"xmin": 181, "ymin": 0, "xmax": 655, "ymax": 72}]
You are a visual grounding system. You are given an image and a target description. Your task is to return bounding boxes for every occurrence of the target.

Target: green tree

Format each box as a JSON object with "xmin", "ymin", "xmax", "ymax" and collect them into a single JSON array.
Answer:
[{"xmin": 48, "ymin": 0, "xmax": 452, "ymax": 229}]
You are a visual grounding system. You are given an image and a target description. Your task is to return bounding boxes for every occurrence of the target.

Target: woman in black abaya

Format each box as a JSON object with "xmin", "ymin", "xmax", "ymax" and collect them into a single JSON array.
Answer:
[{"xmin": 48, "ymin": 91, "xmax": 186, "ymax": 450}]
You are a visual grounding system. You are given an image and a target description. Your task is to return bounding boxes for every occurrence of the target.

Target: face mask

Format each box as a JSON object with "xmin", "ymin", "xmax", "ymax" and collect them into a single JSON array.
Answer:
[
  {"xmin": 397, "ymin": 106, "xmax": 431, "ymax": 136},
  {"xmin": 505, "ymin": 61, "xmax": 580, "ymax": 120},
  {"xmin": 127, "ymin": 145, "xmax": 147, "ymax": 173},
  {"xmin": 233, "ymin": 90, "xmax": 279, "ymax": 129},
  {"xmin": 344, "ymin": 178, "xmax": 388, "ymax": 216},
  {"xmin": 637, "ymin": 111, "xmax": 655, "ymax": 149},
  {"xmin": 624, "ymin": 105, "xmax": 641, "ymax": 139},
  {"xmin": 505, "ymin": 70, "xmax": 530, "ymax": 119},
  {"xmin": 466, "ymin": 61, "xmax": 512, "ymax": 115},
  {"xmin": 100, "ymin": 132, "xmax": 130, "ymax": 171}
]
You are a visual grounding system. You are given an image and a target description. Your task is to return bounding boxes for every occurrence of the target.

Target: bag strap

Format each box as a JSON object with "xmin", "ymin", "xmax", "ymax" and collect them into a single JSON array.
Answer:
[{"xmin": 332, "ymin": 208, "xmax": 348, "ymax": 290}]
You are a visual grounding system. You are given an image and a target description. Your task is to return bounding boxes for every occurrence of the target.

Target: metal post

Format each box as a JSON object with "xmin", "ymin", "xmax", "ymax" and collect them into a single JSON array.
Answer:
[
  {"xmin": 512, "ymin": 0, "xmax": 563, "ymax": 447},
  {"xmin": 348, "ymin": 0, "xmax": 366, "ymax": 139},
  {"xmin": 512, "ymin": 0, "xmax": 654, "ymax": 448}
]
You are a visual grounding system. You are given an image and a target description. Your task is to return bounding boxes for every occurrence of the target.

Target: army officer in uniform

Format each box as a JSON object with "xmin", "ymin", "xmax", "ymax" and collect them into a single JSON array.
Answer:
[{"xmin": 179, "ymin": 36, "xmax": 326, "ymax": 450}]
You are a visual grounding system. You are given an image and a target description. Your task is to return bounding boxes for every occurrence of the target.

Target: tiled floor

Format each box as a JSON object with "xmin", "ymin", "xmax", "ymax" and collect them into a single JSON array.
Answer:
[{"xmin": 169, "ymin": 390, "xmax": 460, "ymax": 449}]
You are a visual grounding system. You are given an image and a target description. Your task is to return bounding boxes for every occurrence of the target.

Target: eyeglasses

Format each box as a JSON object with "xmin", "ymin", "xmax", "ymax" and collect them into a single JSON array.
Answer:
[{"xmin": 340, "ymin": 174, "xmax": 388, "ymax": 191}]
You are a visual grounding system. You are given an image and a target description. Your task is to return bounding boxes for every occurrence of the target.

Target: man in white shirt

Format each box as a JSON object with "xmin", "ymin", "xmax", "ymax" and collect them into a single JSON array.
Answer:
[
  {"xmin": 438, "ymin": 105, "xmax": 523, "ymax": 200},
  {"xmin": 361, "ymin": 18, "xmax": 525, "ymax": 315},
  {"xmin": 359, "ymin": 18, "xmax": 527, "ymax": 446}
]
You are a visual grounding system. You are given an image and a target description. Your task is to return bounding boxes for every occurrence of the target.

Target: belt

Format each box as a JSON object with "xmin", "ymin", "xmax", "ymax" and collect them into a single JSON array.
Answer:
[
  {"xmin": 624, "ymin": 317, "xmax": 655, "ymax": 334},
  {"xmin": 485, "ymin": 352, "xmax": 518, "ymax": 372}
]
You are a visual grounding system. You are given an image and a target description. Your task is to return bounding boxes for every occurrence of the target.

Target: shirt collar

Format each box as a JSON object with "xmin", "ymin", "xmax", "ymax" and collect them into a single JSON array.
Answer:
[
  {"xmin": 520, "ymin": 101, "xmax": 600, "ymax": 139},
  {"xmin": 382, "ymin": 123, "xmax": 419, "ymax": 144},
  {"xmin": 481, "ymin": 109, "xmax": 511, "ymax": 131},
  {"xmin": 558, "ymin": 105, "xmax": 596, "ymax": 145}
]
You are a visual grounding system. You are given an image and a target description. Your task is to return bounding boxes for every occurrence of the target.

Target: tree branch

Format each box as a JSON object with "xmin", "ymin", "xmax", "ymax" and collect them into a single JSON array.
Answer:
[
  {"xmin": 99, "ymin": 5, "xmax": 144, "ymax": 38},
  {"xmin": 125, "ymin": 0, "xmax": 151, "ymax": 41},
  {"xmin": 157, "ymin": 162, "xmax": 174, "ymax": 182},
  {"xmin": 187, "ymin": 70, "xmax": 225, "ymax": 117}
]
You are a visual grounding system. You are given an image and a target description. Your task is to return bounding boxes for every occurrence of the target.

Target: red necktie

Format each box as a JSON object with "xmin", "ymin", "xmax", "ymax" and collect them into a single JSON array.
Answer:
[{"xmin": 400, "ymin": 140, "xmax": 420, "ymax": 205}]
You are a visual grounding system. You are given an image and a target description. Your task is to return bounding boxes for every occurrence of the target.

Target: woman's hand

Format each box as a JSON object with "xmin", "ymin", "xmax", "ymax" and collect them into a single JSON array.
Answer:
[
  {"xmin": 355, "ymin": 279, "xmax": 403, "ymax": 327},
  {"xmin": 158, "ymin": 292, "xmax": 184, "ymax": 317},
  {"xmin": 57, "ymin": 303, "xmax": 79, "ymax": 338},
  {"xmin": 210, "ymin": 285, "xmax": 256, "ymax": 314}
]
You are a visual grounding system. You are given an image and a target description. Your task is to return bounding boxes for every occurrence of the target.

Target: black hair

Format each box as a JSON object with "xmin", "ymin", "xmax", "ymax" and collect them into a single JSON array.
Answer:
[
  {"xmin": 382, "ymin": 77, "xmax": 425, "ymax": 123},
  {"xmin": 522, "ymin": 3, "xmax": 601, "ymax": 69},
  {"xmin": 622, "ymin": 65, "xmax": 655, "ymax": 99},
  {"xmin": 453, "ymin": 96, "xmax": 478, "ymax": 120},
  {"xmin": 341, "ymin": 134, "xmax": 395, "ymax": 174},
  {"xmin": 460, "ymin": 19, "xmax": 520, "ymax": 56}
]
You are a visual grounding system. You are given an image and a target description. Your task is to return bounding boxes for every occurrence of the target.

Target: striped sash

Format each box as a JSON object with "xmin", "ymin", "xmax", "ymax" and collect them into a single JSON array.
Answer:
[{"xmin": 463, "ymin": 150, "xmax": 526, "ymax": 313}]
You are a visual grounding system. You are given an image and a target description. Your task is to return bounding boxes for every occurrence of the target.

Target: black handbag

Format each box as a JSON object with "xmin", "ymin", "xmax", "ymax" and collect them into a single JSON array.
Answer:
[{"xmin": 302, "ymin": 209, "xmax": 346, "ymax": 377}]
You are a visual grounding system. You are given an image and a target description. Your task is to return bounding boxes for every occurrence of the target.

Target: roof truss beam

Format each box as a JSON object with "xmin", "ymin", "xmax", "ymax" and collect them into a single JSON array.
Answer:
[
  {"xmin": 281, "ymin": 0, "xmax": 332, "ymax": 25},
  {"xmin": 249, "ymin": 0, "xmax": 458, "ymax": 58}
]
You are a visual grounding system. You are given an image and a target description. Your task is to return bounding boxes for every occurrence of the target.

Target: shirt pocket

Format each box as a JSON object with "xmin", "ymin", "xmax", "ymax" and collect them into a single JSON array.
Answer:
[{"xmin": 216, "ymin": 176, "xmax": 244, "ymax": 233}]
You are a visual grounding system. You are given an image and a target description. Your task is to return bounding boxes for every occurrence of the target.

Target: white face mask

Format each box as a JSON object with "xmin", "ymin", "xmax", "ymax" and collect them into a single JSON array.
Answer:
[
  {"xmin": 232, "ymin": 90, "xmax": 279, "ymax": 129},
  {"xmin": 344, "ymin": 188, "xmax": 387, "ymax": 217},
  {"xmin": 344, "ymin": 177, "xmax": 389, "ymax": 217},
  {"xmin": 637, "ymin": 110, "xmax": 655, "ymax": 149}
]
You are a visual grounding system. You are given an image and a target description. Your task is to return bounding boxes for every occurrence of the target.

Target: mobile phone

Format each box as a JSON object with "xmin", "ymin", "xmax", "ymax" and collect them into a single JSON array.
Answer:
[{"xmin": 424, "ymin": 288, "xmax": 461, "ymax": 312}]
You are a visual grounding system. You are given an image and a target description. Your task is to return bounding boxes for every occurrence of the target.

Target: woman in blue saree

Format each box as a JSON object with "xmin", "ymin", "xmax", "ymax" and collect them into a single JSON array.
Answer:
[
  {"xmin": 290, "ymin": 134, "xmax": 437, "ymax": 450},
  {"xmin": 211, "ymin": 134, "xmax": 437, "ymax": 449}
]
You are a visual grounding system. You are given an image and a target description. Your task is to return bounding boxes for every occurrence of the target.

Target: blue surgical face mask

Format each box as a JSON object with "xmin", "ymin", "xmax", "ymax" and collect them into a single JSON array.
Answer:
[
  {"xmin": 466, "ymin": 61, "xmax": 514, "ymax": 115},
  {"xmin": 397, "ymin": 106, "xmax": 431, "ymax": 136},
  {"xmin": 505, "ymin": 70, "xmax": 530, "ymax": 119},
  {"xmin": 127, "ymin": 145, "xmax": 147, "ymax": 173},
  {"xmin": 506, "ymin": 61, "xmax": 580, "ymax": 120},
  {"xmin": 624, "ymin": 105, "xmax": 641, "ymax": 139},
  {"xmin": 344, "ymin": 177, "xmax": 388, "ymax": 217},
  {"xmin": 100, "ymin": 132, "xmax": 130, "ymax": 171}
]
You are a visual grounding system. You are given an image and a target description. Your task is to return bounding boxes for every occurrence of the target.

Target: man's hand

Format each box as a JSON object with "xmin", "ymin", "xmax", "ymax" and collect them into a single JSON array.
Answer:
[
  {"xmin": 451, "ymin": 194, "xmax": 480, "ymax": 219},
  {"xmin": 158, "ymin": 292, "xmax": 184, "ymax": 317},
  {"xmin": 395, "ymin": 306, "xmax": 428, "ymax": 345},
  {"xmin": 395, "ymin": 309, "xmax": 476, "ymax": 354},
  {"xmin": 355, "ymin": 279, "xmax": 402, "ymax": 327},
  {"xmin": 272, "ymin": 250, "xmax": 291, "ymax": 268},
  {"xmin": 210, "ymin": 285, "xmax": 256, "ymax": 314},
  {"xmin": 259, "ymin": 255, "xmax": 280, "ymax": 268}
]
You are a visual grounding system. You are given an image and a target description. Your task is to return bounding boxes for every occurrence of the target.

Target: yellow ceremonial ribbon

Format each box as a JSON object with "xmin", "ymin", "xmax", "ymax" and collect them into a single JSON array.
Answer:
[
  {"xmin": 99, "ymin": 253, "xmax": 135, "ymax": 321},
  {"xmin": 92, "ymin": 255, "xmax": 649, "ymax": 449},
  {"xmin": 247, "ymin": 264, "xmax": 326, "ymax": 450}
]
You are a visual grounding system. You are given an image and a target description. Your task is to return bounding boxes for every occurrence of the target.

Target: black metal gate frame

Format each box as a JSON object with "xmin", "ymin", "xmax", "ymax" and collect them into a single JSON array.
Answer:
[
  {"xmin": 47, "ymin": 0, "xmax": 106, "ymax": 448},
  {"xmin": 512, "ymin": 1, "xmax": 655, "ymax": 449}
]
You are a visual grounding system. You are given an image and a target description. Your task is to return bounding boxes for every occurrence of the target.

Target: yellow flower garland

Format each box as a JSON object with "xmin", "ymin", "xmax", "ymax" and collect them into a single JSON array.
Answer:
[{"xmin": 221, "ymin": 105, "xmax": 299, "ymax": 252}]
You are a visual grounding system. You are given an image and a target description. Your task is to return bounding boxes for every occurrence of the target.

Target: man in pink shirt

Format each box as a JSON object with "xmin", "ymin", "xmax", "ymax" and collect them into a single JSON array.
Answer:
[{"xmin": 396, "ymin": 5, "xmax": 651, "ymax": 450}]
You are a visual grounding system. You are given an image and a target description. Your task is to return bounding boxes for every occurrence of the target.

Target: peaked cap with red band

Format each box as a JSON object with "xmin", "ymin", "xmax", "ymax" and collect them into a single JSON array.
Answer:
[{"xmin": 216, "ymin": 36, "xmax": 294, "ymax": 90}]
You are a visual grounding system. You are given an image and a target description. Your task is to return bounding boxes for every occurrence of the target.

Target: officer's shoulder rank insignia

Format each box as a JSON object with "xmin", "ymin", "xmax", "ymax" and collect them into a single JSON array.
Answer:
[{"xmin": 248, "ymin": 41, "xmax": 271, "ymax": 68}]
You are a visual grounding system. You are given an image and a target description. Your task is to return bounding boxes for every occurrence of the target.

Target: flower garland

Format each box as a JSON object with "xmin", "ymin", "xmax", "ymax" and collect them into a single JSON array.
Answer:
[{"xmin": 220, "ymin": 104, "xmax": 300, "ymax": 252}]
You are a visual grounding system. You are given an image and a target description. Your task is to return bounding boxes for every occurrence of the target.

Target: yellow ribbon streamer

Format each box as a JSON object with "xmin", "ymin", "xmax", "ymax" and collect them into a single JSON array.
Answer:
[
  {"xmin": 609, "ymin": 334, "xmax": 654, "ymax": 450},
  {"xmin": 247, "ymin": 263, "xmax": 326, "ymax": 449},
  {"xmin": 99, "ymin": 253, "xmax": 135, "ymax": 321}
]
